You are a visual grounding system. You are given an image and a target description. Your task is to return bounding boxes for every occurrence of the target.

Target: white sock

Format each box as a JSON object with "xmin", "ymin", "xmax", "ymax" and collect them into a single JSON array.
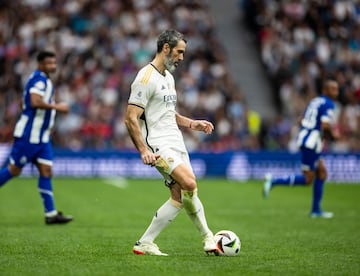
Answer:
[
  {"xmin": 45, "ymin": 210, "xmax": 57, "ymax": 217},
  {"xmin": 182, "ymin": 189, "xmax": 212, "ymax": 237},
  {"xmin": 139, "ymin": 198, "xmax": 182, "ymax": 243}
]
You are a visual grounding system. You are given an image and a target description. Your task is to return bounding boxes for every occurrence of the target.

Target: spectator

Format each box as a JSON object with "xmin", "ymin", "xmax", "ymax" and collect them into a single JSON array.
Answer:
[
  {"xmin": 0, "ymin": 0, "xmax": 260, "ymax": 152},
  {"xmin": 242, "ymin": 0, "xmax": 360, "ymax": 152}
]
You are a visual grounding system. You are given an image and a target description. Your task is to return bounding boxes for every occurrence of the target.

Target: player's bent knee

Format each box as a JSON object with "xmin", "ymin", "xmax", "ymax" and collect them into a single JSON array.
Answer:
[
  {"xmin": 303, "ymin": 171, "xmax": 315, "ymax": 185},
  {"xmin": 180, "ymin": 180, "xmax": 197, "ymax": 191},
  {"xmin": 318, "ymin": 171, "xmax": 327, "ymax": 181},
  {"xmin": 9, "ymin": 165, "xmax": 22, "ymax": 177},
  {"xmin": 39, "ymin": 169, "xmax": 52, "ymax": 178},
  {"xmin": 37, "ymin": 165, "xmax": 53, "ymax": 178},
  {"xmin": 10, "ymin": 170, "xmax": 21, "ymax": 177},
  {"xmin": 317, "ymin": 170, "xmax": 327, "ymax": 180},
  {"xmin": 39, "ymin": 171, "xmax": 52, "ymax": 178}
]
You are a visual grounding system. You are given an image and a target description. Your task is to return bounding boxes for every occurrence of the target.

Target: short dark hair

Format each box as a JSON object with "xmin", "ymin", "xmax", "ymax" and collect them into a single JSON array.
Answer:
[
  {"xmin": 156, "ymin": 29, "xmax": 186, "ymax": 53},
  {"xmin": 37, "ymin": 51, "xmax": 56, "ymax": 62}
]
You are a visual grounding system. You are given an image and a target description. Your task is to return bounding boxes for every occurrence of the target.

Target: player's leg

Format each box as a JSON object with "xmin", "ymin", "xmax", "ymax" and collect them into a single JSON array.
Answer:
[
  {"xmin": 0, "ymin": 164, "xmax": 21, "ymax": 187},
  {"xmin": 36, "ymin": 143, "xmax": 72, "ymax": 224},
  {"xmin": 311, "ymin": 159, "xmax": 333, "ymax": 218},
  {"xmin": 137, "ymin": 182, "xmax": 182, "ymax": 244},
  {"xmin": 267, "ymin": 174, "xmax": 308, "ymax": 187},
  {"xmin": 263, "ymin": 148, "xmax": 314, "ymax": 198},
  {"xmin": 170, "ymin": 163, "xmax": 218, "ymax": 254},
  {"xmin": 0, "ymin": 141, "xmax": 25, "ymax": 187},
  {"xmin": 263, "ymin": 173, "xmax": 308, "ymax": 198},
  {"xmin": 133, "ymin": 181, "xmax": 182, "ymax": 256},
  {"xmin": 36, "ymin": 162, "xmax": 56, "ymax": 215}
]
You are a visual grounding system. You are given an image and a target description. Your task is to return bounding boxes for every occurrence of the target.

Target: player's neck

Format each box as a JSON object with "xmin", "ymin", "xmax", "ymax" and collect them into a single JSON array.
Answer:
[
  {"xmin": 38, "ymin": 67, "xmax": 50, "ymax": 78},
  {"xmin": 150, "ymin": 58, "xmax": 165, "ymax": 76}
]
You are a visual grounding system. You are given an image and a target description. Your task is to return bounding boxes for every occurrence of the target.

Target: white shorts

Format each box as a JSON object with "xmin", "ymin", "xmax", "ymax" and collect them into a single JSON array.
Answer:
[{"xmin": 155, "ymin": 148, "xmax": 192, "ymax": 181}]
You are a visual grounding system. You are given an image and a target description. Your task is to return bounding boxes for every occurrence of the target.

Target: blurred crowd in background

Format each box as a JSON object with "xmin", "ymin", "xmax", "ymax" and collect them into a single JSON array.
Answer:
[
  {"xmin": 242, "ymin": 0, "xmax": 360, "ymax": 152},
  {"xmin": 0, "ymin": 0, "xmax": 359, "ymax": 153}
]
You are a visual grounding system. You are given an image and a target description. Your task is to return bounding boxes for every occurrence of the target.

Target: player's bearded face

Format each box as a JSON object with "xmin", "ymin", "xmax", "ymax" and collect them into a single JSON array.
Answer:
[{"xmin": 164, "ymin": 51, "xmax": 177, "ymax": 73}]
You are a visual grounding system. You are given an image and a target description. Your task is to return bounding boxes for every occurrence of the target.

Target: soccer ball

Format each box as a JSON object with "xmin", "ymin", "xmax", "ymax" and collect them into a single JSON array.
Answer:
[{"xmin": 214, "ymin": 230, "xmax": 241, "ymax": 256}]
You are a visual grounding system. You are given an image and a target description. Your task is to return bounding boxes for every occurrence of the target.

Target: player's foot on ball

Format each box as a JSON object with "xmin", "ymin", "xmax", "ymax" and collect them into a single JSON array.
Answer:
[
  {"xmin": 203, "ymin": 234, "xmax": 219, "ymax": 255},
  {"xmin": 310, "ymin": 211, "xmax": 334, "ymax": 219},
  {"xmin": 263, "ymin": 173, "xmax": 272, "ymax": 198},
  {"xmin": 133, "ymin": 241, "xmax": 168, "ymax": 256},
  {"xmin": 45, "ymin": 211, "xmax": 73, "ymax": 225}
]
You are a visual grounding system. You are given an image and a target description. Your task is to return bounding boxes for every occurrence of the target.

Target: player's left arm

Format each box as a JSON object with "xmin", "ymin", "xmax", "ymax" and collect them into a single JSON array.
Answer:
[
  {"xmin": 30, "ymin": 93, "xmax": 69, "ymax": 113},
  {"xmin": 321, "ymin": 121, "xmax": 340, "ymax": 141},
  {"xmin": 175, "ymin": 112, "xmax": 214, "ymax": 134}
]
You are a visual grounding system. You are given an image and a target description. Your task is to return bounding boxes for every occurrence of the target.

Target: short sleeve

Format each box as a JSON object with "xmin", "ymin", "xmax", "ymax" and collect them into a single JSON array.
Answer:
[
  {"xmin": 29, "ymin": 79, "xmax": 46, "ymax": 96},
  {"xmin": 321, "ymin": 102, "xmax": 335, "ymax": 124},
  {"xmin": 128, "ymin": 80, "xmax": 153, "ymax": 108}
]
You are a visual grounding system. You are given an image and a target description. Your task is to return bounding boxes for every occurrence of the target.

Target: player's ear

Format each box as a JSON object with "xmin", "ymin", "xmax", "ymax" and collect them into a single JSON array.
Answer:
[{"xmin": 163, "ymin": 43, "xmax": 170, "ymax": 54}]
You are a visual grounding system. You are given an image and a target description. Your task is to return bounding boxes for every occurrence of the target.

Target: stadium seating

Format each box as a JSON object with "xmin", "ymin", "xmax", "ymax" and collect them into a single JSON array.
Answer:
[
  {"xmin": 241, "ymin": 0, "xmax": 360, "ymax": 152},
  {"xmin": 0, "ymin": 0, "xmax": 358, "ymax": 152}
]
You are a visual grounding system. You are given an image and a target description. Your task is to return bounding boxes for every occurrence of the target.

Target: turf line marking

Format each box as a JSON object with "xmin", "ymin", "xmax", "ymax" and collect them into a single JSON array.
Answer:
[{"xmin": 102, "ymin": 178, "xmax": 128, "ymax": 189}]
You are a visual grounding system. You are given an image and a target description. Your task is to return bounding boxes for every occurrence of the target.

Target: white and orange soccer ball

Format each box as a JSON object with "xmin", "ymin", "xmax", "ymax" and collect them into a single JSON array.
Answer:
[{"xmin": 214, "ymin": 230, "xmax": 241, "ymax": 256}]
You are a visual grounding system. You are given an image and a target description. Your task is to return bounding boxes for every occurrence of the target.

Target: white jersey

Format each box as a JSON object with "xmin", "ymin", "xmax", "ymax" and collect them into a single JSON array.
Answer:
[{"xmin": 129, "ymin": 64, "xmax": 187, "ymax": 153}]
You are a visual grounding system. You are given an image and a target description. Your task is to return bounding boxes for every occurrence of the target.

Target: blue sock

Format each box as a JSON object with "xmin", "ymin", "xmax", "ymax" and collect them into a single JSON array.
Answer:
[
  {"xmin": 38, "ymin": 176, "xmax": 56, "ymax": 214},
  {"xmin": 0, "ymin": 167, "xmax": 13, "ymax": 187},
  {"xmin": 312, "ymin": 178, "xmax": 324, "ymax": 213},
  {"xmin": 272, "ymin": 174, "xmax": 306, "ymax": 187}
]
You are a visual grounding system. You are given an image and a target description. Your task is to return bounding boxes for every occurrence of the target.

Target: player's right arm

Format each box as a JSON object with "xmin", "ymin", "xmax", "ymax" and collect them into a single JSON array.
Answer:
[{"xmin": 125, "ymin": 104, "xmax": 158, "ymax": 166}]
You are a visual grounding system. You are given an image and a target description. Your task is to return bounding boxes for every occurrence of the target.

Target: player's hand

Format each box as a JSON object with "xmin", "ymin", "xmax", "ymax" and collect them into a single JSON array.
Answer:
[
  {"xmin": 141, "ymin": 151, "xmax": 159, "ymax": 166},
  {"xmin": 191, "ymin": 120, "xmax": 214, "ymax": 134},
  {"xmin": 56, "ymin": 102, "xmax": 69, "ymax": 113}
]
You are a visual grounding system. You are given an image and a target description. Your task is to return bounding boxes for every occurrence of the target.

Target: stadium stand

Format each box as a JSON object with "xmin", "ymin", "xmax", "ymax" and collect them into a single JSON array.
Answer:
[
  {"xmin": 241, "ymin": 0, "xmax": 360, "ymax": 152},
  {"xmin": 0, "ymin": 0, "xmax": 359, "ymax": 153},
  {"xmin": 0, "ymin": 0, "xmax": 263, "ymax": 152}
]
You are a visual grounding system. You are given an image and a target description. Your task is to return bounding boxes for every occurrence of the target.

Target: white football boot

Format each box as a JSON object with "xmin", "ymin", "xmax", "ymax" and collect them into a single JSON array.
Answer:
[
  {"xmin": 310, "ymin": 211, "xmax": 334, "ymax": 219},
  {"xmin": 203, "ymin": 234, "xmax": 219, "ymax": 255},
  {"xmin": 133, "ymin": 241, "xmax": 168, "ymax": 256}
]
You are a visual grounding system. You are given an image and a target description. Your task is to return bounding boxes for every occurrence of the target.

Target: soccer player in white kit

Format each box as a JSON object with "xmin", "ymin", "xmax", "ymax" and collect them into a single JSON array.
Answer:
[{"xmin": 125, "ymin": 29, "xmax": 218, "ymax": 256}]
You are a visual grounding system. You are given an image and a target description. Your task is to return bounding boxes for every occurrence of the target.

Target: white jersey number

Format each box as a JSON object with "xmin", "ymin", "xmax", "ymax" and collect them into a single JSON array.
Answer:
[{"xmin": 302, "ymin": 106, "xmax": 318, "ymax": 129}]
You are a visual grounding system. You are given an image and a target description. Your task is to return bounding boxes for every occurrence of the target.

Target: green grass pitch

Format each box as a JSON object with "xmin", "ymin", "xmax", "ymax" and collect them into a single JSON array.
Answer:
[{"xmin": 0, "ymin": 177, "xmax": 359, "ymax": 275}]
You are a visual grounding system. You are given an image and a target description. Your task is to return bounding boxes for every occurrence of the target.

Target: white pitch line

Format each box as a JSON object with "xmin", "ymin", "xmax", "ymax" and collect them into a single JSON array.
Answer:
[{"xmin": 102, "ymin": 177, "xmax": 128, "ymax": 189}]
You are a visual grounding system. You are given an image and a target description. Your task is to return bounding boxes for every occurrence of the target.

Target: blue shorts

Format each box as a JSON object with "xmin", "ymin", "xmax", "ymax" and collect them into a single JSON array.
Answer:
[
  {"xmin": 300, "ymin": 147, "xmax": 320, "ymax": 171},
  {"xmin": 9, "ymin": 138, "xmax": 53, "ymax": 168}
]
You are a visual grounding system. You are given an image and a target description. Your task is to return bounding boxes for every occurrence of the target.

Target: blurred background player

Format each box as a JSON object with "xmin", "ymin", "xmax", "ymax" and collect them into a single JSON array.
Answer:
[
  {"xmin": 125, "ymin": 29, "xmax": 218, "ymax": 256},
  {"xmin": 0, "ymin": 51, "xmax": 73, "ymax": 225},
  {"xmin": 263, "ymin": 80, "xmax": 340, "ymax": 218}
]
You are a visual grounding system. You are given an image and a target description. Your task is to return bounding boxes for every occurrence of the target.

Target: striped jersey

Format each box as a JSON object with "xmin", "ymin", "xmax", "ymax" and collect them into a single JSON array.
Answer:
[
  {"xmin": 128, "ymin": 64, "xmax": 187, "ymax": 153},
  {"xmin": 13, "ymin": 69, "xmax": 56, "ymax": 144},
  {"xmin": 297, "ymin": 95, "xmax": 336, "ymax": 153}
]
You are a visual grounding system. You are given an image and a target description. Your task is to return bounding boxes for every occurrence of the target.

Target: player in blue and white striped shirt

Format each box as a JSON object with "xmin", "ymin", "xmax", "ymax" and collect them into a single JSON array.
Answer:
[
  {"xmin": 0, "ymin": 51, "xmax": 73, "ymax": 224},
  {"xmin": 263, "ymin": 80, "xmax": 340, "ymax": 218}
]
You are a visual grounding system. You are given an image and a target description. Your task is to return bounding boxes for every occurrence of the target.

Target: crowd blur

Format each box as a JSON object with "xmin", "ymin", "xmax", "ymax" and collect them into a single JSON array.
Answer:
[
  {"xmin": 1, "ymin": 0, "xmax": 359, "ymax": 153},
  {"xmin": 242, "ymin": 0, "xmax": 360, "ymax": 153},
  {"xmin": 0, "ymin": 0, "xmax": 262, "ymax": 152}
]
